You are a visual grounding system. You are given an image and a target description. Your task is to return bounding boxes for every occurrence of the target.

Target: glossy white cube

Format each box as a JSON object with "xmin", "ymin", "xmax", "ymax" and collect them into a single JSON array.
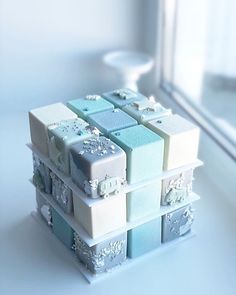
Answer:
[
  {"xmin": 29, "ymin": 103, "xmax": 77, "ymax": 156},
  {"xmin": 72, "ymin": 193, "xmax": 126, "ymax": 238}
]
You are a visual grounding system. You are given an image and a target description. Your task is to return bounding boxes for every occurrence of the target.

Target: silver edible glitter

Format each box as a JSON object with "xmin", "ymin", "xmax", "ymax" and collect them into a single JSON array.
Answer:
[{"xmin": 74, "ymin": 232, "xmax": 125, "ymax": 272}]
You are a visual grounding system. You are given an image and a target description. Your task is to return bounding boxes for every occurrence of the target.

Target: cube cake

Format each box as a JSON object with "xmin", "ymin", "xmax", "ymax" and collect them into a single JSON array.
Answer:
[
  {"xmin": 48, "ymin": 118, "xmax": 96, "ymax": 174},
  {"xmin": 72, "ymin": 192, "xmax": 126, "ymax": 238},
  {"xmin": 147, "ymin": 114, "xmax": 200, "ymax": 170},
  {"xmin": 161, "ymin": 170, "xmax": 193, "ymax": 206},
  {"xmin": 123, "ymin": 99, "xmax": 172, "ymax": 124},
  {"xmin": 70, "ymin": 136, "xmax": 126, "ymax": 198},
  {"xmin": 162, "ymin": 205, "xmax": 194, "ymax": 243},
  {"xmin": 29, "ymin": 103, "xmax": 77, "ymax": 156},
  {"xmin": 50, "ymin": 171, "xmax": 73, "ymax": 214},
  {"xmin": 33, "ymin": 153, "xmax": 51, "ymax": 194},
  {"xmin": 87, "ymin": 108, "xmax": 137, "ymax": 136},
  {"xmin": 28, "ymin": 89, "xmax": 201, "ymax": 281},
  {"xmin": 51, "ymin": 208, "xmax": 74, "ymax": 249},
  {"xmin": 74, "ymin": 232, "xmax": 127, "ymax": 274},
  {"xmin": 127, "ymin": 182, "xmax": 161, "ymax": 221},
  {"xmin": 67, "ymin": 94, "xmax": 114, "ymax": 120},
  {"xmin": 127, "ymin": 218, "xmax": 162, "ymax": 258},
  {"xmin": 102, "ymin": 88, "xmax": 147, "ymax": 108},
  {"xmin": 110, "ymin": 125, "xmax": 164, "ymax": 184}
]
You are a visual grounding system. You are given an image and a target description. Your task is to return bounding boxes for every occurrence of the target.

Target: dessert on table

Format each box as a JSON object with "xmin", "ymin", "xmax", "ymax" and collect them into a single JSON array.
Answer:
[{"xmin": 28, "ymin": 88, "xmax": 201, "ymax": 283}]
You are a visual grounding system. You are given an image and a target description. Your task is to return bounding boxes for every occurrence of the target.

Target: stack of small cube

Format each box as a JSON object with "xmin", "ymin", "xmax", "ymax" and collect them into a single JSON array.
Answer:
[{"xmin": 29, "ymin": 88, "xmax": 200, "ymax": 277}]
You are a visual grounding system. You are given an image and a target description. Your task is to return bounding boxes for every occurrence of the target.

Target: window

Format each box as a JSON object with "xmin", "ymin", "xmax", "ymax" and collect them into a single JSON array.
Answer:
[{"xmin": 160, "ymin": 0, "xmax": 236, "ymax": 160}]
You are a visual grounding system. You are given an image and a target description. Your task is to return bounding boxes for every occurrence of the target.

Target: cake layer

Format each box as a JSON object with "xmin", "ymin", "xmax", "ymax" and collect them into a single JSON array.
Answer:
[
  {"xmin": 110, "ymin": 125, "xmax": 164, "ymax": 184},
  {"xmin": 51, "ymin": 171, "xmax": 73, "ymax": 214},
  {"xmin": 127, "ymin": 182, "xmax": 161, "ymax": 222},
  {"xmin": 102, "ymin": 88, "xmax": 148, "ymax": 108},
  {"xmin": 161, "ymin": 169, "xmax": 193, "ymax": 206},
  {"xmin": 29, "ymin": 103, "xmax": 77, "ymax": 156},
  {"xmin": 87, "ymin": 108, "xmax": 137, "ymax": 136},
  {"xmin": 32, "ymin": 183, "xmax": 199, "ymax": 247},
  {"xmin": 123, "ymin": 99, "xmax": 172, "ymax": 124},
  {"xmin": 162, "ymin": 205, "xmax": 194, "ymax": 243},
  {"xmin": 74, "ymin": 231, "xmax": 127, "ymax": 274},
  {"xmin": 127, "ymin": 218, "xmax": 162, "ymax": 258},
  {"xmin": 70, "ymin": 136, "xmax": 126, "ymax": 198},
  {"xmin": 72, "ymin": 192, "xmax": 126, "ymax": 238},
  {"xmin": 48, "ymin": 118, "xmax": 96, "ymax": 174},
  {"xmin": 28, "ymin": 142, "xmax": 202, "ymax": 206},
  {"xmin": 67, "ymin": 95, "xmax": 114, "ymax": 119},
  {"xmin": 147, "ymin": 114, "xmax": 200, "ymax": 170}
]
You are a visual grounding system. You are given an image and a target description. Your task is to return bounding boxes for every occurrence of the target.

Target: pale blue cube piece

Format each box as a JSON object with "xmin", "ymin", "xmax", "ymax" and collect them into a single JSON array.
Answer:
[
  {"xmin": 127, "ymin": 182, "xmax": 161, "ymax": 221},
  {"xmin": 87, "ymin": 108, "xmax": 137, "ymax": 136},
  {"xmin": 127, "ymin": 218, "xmax": 162, "ymax": 258},
  {"xmin": 51, "ymin": 208, "xmax": 74, "ymax": 250},
  {"xmin": 67, "ymin": 95, "xmax": 114, "ymax": 120},
  {"xmin": 110, "ymin": 125, "xmax": 164, "ymax": 184}
]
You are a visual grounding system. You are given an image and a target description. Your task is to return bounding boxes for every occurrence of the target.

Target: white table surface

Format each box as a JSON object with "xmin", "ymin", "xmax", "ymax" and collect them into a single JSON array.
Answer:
[{"xmin": 1, "ymin": 112, "xmax": 236, "ymax": 295}]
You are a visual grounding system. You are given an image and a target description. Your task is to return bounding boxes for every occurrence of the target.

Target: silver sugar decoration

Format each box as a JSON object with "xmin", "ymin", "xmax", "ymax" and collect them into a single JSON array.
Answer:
[
  {"xmin": 74, "ymin": 232, "xmax": 125, "ymax": 272},
  {"xmin": 81, "ymin": 137, "xmax": 117, "ymax": 157},
  {"xmin": 50, "ymin": 172, "xmax": 71, "ymax": 207},
  {"xmin": 164, "ymin": 173, "xmax": 190, "ymax": 205},
  {"xmin": 85, "ymin": 94, "xmax": 101, "ymax": 101}
]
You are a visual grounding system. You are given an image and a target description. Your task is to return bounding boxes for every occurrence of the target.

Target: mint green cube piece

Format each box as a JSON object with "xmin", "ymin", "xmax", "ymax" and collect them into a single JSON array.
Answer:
[
  {"xmin": 127, "ymin": 218, "xmax": 162, "ymax": 258},
  {"xmin": 67, "ymin": 95, "xmax": 114, "ymax": 120},
  {"xmin": 51, "ymin": 208, "xmax": 74, "ymax": 250},
  {"xmin": 110, "ymin": 125, "xmax": 164, "ymax": 184},
  {"xmin": 127, "ymin": 182, "xmax": 161, "ymax": 221}
]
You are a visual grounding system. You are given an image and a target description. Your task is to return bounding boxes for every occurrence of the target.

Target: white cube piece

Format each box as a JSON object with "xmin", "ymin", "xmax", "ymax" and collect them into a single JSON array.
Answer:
[
  {"xmin": 147, "ymin": 114, "xmax": 200, "ymax": 170},
  {"xmin": 72, "ymin": 193, "xmax": 126, "ymax": 238},
  {"xmin": 29, "ymin": 103, "xmax": 77, "ymax": 156}
]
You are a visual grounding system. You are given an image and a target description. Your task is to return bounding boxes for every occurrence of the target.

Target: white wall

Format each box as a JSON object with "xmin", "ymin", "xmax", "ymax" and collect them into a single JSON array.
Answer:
[{"xmin": 0, "ymin": 0, "xmax": 151, "ymax": 113}]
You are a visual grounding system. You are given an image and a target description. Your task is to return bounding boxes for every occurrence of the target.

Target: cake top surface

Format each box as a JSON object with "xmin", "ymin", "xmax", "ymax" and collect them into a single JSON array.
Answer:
[
  {"xmin": 102, "ymin": 88, "xmax": 148, "ymax": 107},
  {"xmin": 70, "ymin": 136, "xmax": 125, "ymax": 163},
  {"xmin": 87, "ymin": 108, "xmax": 138, "ymax": 134},
  {"xmin": 47, "ymin": 118, "xmax": 97, "ymax": 142},
  {"xmin": 110, "ymin": 124, "xmax": 164, "ymax": 149},
  {"xmin": 67, "ymin": 95, "xmax": 114, "ymax": 117},
  {"xmin": 29, "ymin": 103, "xmax": 77, "ymax": 125},
  {"xmin": 147, "ymin": 114, "xmax": 199, "ymax": 136}
]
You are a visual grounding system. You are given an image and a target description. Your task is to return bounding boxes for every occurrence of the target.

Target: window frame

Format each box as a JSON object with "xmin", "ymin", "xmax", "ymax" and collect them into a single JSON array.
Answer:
[{"xmin": 155, "ymin": 0, "xmax": 236, "ymax": 161}]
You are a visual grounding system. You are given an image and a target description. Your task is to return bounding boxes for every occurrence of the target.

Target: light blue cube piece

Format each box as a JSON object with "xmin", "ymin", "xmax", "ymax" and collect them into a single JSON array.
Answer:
[
  {"xmin": 67, "ymin": 95, "xmax": 114, "ymax": 120},
  {"xmin": 110, "ymin": 125, "xmax": 164, "ymax": 184},
  {"xmin": 51, "ymin": 208, "xmax": 74, "ymax": 250},
  {"xmin": 123, "ymin": 99, "xmax": 172, "ymax": 124},
  {"xmin": 127, "ymin": 218, "xmax": 162, "ymax": 258},
  {"xmin": 87, "ymin": 108, "xmax": 138, "ymax": 136},
  {"xmin": 127, "ymin": 182, "xmax": 161, "ymax": 222},
  {"xmin": 102, "ymin": 88, "xmax": 148, "ymax": 108}
]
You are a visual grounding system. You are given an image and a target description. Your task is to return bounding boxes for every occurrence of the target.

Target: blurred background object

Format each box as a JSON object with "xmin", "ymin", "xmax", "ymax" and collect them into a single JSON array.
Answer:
[{"xmin": 103, "ymin": 50, "xmax": 154, "ymax": 91}]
